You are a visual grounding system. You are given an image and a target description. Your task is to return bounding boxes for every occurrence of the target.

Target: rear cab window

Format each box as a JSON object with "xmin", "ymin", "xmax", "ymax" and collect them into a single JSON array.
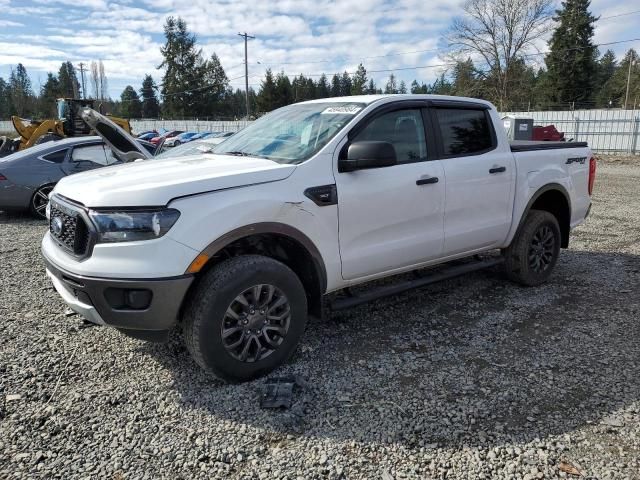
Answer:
[{"xmin": 434, "ymin": 108, "xmax": 495, "ymax": 156}]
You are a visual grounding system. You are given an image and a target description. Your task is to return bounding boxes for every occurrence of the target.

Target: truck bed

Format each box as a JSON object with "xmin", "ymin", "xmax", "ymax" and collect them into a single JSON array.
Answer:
[{"xmin": 510, "ymin": 140, "xmax": 588, "ymax": 152}]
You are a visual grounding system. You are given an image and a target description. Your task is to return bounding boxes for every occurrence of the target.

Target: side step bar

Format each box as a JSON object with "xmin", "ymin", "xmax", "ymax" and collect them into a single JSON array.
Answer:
[{"xmin": 330, "ymin": 256, "xmax": 504, "ymax": 311}]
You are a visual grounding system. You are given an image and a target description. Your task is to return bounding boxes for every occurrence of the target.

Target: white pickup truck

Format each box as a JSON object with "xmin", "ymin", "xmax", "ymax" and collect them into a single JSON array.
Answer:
[{"xmin": 42, "ymin": 95, "xmax": 595, "ymax": 380}]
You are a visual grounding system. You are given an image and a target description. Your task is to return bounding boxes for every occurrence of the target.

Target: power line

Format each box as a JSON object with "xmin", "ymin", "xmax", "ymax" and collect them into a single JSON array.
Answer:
[{"xmin": 599, "ymin": 9, "xmax": 640, "ymax": 20}]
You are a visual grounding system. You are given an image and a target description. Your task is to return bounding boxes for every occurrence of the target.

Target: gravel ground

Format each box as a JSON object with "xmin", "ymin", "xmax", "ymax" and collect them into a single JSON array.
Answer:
[{"xmin": 1, "ymin": 158, "xmax": 639, "ymax": 479}]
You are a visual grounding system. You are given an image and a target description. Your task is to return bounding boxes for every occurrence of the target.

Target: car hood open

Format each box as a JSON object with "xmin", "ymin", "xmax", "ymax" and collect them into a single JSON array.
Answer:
[{"xmin": 53, "ymin": 154, "xmax": 296, "ymax": 207}]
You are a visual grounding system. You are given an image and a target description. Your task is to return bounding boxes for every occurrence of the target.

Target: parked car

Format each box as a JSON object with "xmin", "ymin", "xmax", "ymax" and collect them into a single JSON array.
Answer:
[
  {"xmin": 42, "ymin": 94, "xmax": 595, "ymax": 381},
  {"xmin": 150, "ymin": 130, "xmax": 183, "ymax": 146},
  {"xmin": 0, "ymin": 137, "xmax": 122, "ymax": 218},
  {"xmin": 137, "ymin": 131, "xmax": 158, "ymax": 141},
  {"xmin": 164, "ymin": 131, "xmax": 199, "ymax": 147}
]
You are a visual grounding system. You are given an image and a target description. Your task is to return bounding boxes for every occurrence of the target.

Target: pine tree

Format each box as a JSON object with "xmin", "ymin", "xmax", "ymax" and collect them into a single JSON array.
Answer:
[
  {"xmin": 140, "ymin": 74, "xmax": 160, "ymax": 118},
  {"xmin": 159, "ymin": 17, "xmax": 202, "ymax": 117},
  {"xmin": 40, "ymin": 73, "xmax": 61, "ymax": 117},
  {"xmin": 593, "ymin": 50, "xmax": 617, "ymax": 106},
  {"xmin": 316, "ymin": 74, "xmax": 330, "ymax": 98},
  {"xmin": 0, "ymin": 77, "xmax": 10, "ymax": 118},
  {"xmin": 367, "ymin": 78, "xmax": 377, "ymax": 94},
  {"xmin": 398, "ymin": 80, "xmax": 407, "ymax": 94},
  {"xmin": 330, "ymin": 74, "xmax": 341, "ymax": 96},
  {"xmin": 257, "ymin": 69, "xmax": 277, "ymax": 112},
  {"xmin": 384, "ymin": 74, "xmax": 398, "ymax": 94},
  {"xmin": 596, "ymin": 49, "xmax": 640, "ymax": 108},
  {"xmin": 452, "ymin": 59, "xmax": 478, "ymax": 97},
  {"xmin": 9, "ymin": 63, "xmax": 33, "ymax": 116},
  {"xmin": 544, "ymin": 0, "xmax": 598, "ymax": 105},
  {"xmin": 120, "ymin": 85, "xmax": 142, "ymax": 118},
  {"xmin": 339, "ymin": 72, "xmax": 352, "ymax": 96},
  {"xmin": 430, "ymin": 73, "xmax": 453, "ymax": 95},
  {"xmin": 274, "ymin": 71, "xmax": 293, "ymax": 108},
  {"xmin": 58, "ymin": 61, "xmax": 80, "ymax": 98},
  {"xmin": 351, "ymin": 64, "xmax": 367, "ymax": 95},
  {"xmin": 198, "ymin": 53, "xmax": 229, "ymax": 117}
]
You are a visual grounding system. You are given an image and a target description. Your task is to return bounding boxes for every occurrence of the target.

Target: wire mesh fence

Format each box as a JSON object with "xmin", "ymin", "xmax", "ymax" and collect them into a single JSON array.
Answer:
[{"xmin": 2, "ymin": 109, "xmax": 639, "ymax": 155}]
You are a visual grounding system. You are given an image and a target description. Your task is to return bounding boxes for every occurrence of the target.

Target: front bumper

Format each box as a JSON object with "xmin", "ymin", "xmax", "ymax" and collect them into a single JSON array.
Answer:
[{"xmin": 43, "ymin": 255, "xmax": 194, "ymax": 338}]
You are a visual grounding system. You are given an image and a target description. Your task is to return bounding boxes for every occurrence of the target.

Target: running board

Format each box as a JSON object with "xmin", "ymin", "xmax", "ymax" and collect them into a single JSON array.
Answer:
[{"xmin": 330, "ymin": 257, "xmax": 504, "ymax": 311}]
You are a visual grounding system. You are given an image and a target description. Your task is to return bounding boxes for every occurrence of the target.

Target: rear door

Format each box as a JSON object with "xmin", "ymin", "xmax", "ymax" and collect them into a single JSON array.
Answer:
[
  {"xmin": 335, "ymin": 103, "xmax": 446, "ymax": 280},
  {"xmin": 430, "ymin": 104, "xmax": 515, "ymax": 255}
]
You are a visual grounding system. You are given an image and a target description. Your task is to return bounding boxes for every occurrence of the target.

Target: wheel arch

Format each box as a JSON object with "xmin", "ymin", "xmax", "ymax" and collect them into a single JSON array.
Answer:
[
  {"xmin": 30, "ymin": 182, "xmax": 57, "ymax": 217},
  {"xmin": 518, "ymin": 183, "xmax": 571, "ymax": 248},
  {"xmin": 185, "ymin": 222, "xmax": 327, "ymax": 319}
]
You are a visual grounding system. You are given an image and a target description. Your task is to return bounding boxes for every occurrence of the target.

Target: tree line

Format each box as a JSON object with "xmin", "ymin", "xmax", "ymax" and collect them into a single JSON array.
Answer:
[{"xmin": 1, "ymin": 0, "xmax": 639, "ymax": 121}]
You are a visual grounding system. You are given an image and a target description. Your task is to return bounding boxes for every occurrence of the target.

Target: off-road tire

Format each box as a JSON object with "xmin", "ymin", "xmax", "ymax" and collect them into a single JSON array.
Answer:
[
  {"xmin": 503, "ymin": 209, "xmax": 561, "ymax": 286},
  {"xmin": 183, "ymin": 255, "xmax": 308, "ymax": 381}
]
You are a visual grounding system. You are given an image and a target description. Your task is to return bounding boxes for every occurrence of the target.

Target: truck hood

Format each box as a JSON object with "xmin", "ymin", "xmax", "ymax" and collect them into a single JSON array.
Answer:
[{"xmin": 54, "ymin": 154, "xmax": 296, "ymax": 207}]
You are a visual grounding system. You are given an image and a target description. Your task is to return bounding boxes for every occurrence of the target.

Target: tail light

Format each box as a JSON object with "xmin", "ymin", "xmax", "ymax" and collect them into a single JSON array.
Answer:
[
  {"xmin": 0, "ymin": 173, "xmax": 7, "ymax": 181},
  {"xmin": 588, "ymin": 157, "xmax": 596, "ymax": 196}
]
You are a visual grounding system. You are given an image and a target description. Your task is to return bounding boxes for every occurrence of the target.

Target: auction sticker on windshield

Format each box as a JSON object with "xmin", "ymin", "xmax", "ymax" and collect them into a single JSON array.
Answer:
[{"xmin": 321, "ymin": 105, "xmax": 362, "ymax": 115}]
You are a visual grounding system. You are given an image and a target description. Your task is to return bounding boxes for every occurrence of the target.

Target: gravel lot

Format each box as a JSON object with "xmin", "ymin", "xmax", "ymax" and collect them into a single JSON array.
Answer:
[{"xmin": 1, "ymin": 158, "xmax": 639, "ymax": 479}]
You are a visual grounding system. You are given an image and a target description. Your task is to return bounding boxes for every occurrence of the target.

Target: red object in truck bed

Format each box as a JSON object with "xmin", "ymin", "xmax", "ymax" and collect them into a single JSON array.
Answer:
[{"xmin": 533, "ymin": 125, "xmax": 565, "ymax": 141}]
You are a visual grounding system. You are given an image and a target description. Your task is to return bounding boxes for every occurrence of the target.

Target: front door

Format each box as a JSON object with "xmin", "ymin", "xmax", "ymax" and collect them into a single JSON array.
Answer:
[{"xmin": 335, "ymin": 107, "xmax": 445, "ymax": 280}]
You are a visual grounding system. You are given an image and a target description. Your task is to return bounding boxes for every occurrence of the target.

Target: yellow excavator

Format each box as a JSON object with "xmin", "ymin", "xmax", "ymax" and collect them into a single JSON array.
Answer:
[{"xmin": 9, "ymin": 98, "xmax": 132, "ymax": 151}]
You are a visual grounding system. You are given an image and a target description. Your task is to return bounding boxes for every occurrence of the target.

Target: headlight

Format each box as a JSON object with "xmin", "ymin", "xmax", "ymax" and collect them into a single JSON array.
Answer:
[
  {"xmin": 45, "ymin": 202, "xmax": 51, "ymax": 220},
  {"xmin": 89, "ymin": 208, "xmax": 180, "ymax": 243}
]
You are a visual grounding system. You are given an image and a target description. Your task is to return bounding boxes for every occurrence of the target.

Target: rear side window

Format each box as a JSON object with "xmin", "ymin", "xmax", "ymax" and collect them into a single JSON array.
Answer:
[
  {"xmin": 435, "ymin": 108, "xmax": 494, "ymax": 156},
  {"xmin": 41, "ymin": 149, "xmax": 67, "ymax": 163},
  {"xmin": 72, "ymin": 145, "xmax": 109, "ymax": 166}
]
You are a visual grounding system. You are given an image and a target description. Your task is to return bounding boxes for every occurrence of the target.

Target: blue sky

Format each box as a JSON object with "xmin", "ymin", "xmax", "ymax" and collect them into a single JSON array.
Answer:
[{"xmin": 0, "ymin": 0, "xmax": 638, "ymax": 99}]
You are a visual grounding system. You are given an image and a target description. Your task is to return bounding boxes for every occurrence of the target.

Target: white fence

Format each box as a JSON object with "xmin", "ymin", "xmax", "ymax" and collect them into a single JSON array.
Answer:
[
  {"xmin": 502, "ymin": 109, "xmax": 640, "ymax": 155},
  {"xmin": 3, "ymin": 109, "xmax": 640, "ymax": 155}
]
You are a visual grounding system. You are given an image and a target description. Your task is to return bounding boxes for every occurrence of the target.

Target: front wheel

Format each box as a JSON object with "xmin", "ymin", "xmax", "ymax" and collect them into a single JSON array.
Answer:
[
  {"xmin": 503, "ymin": 209, "xmax": 561, "ymax": 286},
  {"xmin": 183, "ymin": 255, "xmax": 308, "ymax": 381}
]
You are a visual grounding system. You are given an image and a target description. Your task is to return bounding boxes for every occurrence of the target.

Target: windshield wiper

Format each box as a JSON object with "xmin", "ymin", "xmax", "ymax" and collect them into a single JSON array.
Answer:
[{"xmin": 221, "ymin": 151, "xmax": 272, "ymax": 160}]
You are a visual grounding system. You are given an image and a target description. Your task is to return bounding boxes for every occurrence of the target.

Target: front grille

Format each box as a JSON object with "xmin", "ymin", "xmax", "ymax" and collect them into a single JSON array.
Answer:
[{"xmin": 49, "ymin": 198, "xmax": 91, "ymax": 256}]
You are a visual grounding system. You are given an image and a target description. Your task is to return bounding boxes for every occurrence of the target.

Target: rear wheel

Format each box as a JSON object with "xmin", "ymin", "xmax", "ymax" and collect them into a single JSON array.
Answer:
[
  {"xmin": 173, "ymin": 140, "xmax": 181, "ymax": 147},
  {"xmin": 503, "ymin": 209, "xmax": 561, "ymax": 286},
  {"xmin": 30, "ymin": 184, "xmax": 55, "ymax": 219},
  {"xmin": 183, "ymin": 255, "xmax": 308, "ymax": 381}
]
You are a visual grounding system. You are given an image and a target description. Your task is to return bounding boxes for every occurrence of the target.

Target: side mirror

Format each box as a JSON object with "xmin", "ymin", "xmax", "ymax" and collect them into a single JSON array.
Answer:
[{"xmin": 339, "ymin": 141, "xmax": 397, "ymax": 172}]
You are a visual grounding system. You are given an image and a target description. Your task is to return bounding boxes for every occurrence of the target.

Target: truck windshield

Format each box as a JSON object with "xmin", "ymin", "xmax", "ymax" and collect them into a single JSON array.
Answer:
[{"xmin": 213, "ymin": 102, "xmax": 365, "ymax": 164}]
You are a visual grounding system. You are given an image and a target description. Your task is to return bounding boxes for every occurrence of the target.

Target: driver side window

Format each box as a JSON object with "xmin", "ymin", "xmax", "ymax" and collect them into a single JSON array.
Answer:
[{"xmin": 353, "ymin": 109, "xmax": 427, "ymax": 164}]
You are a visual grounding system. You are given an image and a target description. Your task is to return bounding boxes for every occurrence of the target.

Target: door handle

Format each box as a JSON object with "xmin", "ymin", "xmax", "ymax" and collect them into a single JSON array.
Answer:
[
  {"xmin": 489, "ymin": 166, "xmax": 506, "ymax": 174},
  {"xmin": 416, "ymin": 176, "xmax": 439, "ymax": 185}
]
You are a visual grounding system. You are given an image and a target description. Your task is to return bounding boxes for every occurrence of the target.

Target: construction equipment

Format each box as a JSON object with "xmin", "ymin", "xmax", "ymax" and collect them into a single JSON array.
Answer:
[{"xmin": 9, "ymin": 98, "xmax": 132, "ymax": 152}]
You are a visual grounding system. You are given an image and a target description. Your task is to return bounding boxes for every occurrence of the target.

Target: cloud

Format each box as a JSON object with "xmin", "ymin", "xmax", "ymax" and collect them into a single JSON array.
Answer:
[{"xmin": 0, "ymin": 20, "xmax": 23, "ymax": 27}]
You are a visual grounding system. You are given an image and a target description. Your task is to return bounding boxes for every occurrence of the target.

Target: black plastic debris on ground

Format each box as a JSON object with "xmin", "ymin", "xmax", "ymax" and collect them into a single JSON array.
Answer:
[{"xmin": 260, "ymin": 376, "xmax": 306, "ymax": 409}]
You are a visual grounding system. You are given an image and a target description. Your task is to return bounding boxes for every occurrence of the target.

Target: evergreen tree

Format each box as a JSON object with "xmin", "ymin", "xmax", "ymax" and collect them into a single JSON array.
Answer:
[
  {"xmin": 351, "ymin": 64, "xmax": 367, "ymax": 95},
  {"xmin": 39, "ymin": 73, "xmax": 61, "ymax": 117},
  {"xmin": 158, "ymin": 16, "xmax": 202, "ymax": 117},
  {"xmin": 120, "ymin": 85, "xmax": 142, "ymax": 118},
  {"xmin": 0, "ymin": 77, "xmax": 10, "ymax": 118},
  {"xmin": 452, "ymin": 59, "xmax": 478, "ymax": 97},
  {"xmin": 198, "ymin": 53, "xmax": 229, "ymax": 116},
  {"xmin": 316, "ymin": 74, "xmax": 330, "ymax": 98},
  {"xmin": 410, "ymin": 80, "xmax": 429, "ymax": 94},
  {"xmin": 596, "ymin": 49, "xmax": 640, "ymax": 108},
  {"xmin": 330, "ymin": 74, "xmax": 341, "ymax": 96},
  {"xmin": 58, "ymin": 61, "xmax": 80, "ymax": 98},
  {"xmin": 384, "ymin": 74, "xmax": 398, "ymax": 94},
  {"xmin": 430, "ymin": 73, "xmax": 453, "ymax": 95},
  {"xmin": 340, "ymin": 71, "xmax": 352, "ymax": 96},
  {"xmin": 544, "ymin": 0, "xmax": 598, "ymax": 104},
  {"xmin": 139, "ymin": 74, "xmax": 160, "ymax": 118},
  {"xmin": 257, "ymin": 69, "xmax": 277, "ymax": 112},
  {"xmin": 9, "ymin": 63, "xmax": 33, "ymax": 116},
  {"xmin": 367, "ymin": 78, "xmax": 377, "ymax": 94},
  {"xmin": 274, "ymin": 71, "xmax": 293, "ymax": 108},
  {"xmin": 398, "ymin": 80, "xmax": 407, "ymax": 94},
  {"xmin": 594, "ymin": 50, "xmax": 617, "ymax": 107}
]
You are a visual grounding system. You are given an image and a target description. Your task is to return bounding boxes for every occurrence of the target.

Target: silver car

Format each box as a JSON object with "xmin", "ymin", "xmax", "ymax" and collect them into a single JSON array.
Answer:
[{"xmin": 0, "ymin": 137, "xmax": 125, "ymax": 218}]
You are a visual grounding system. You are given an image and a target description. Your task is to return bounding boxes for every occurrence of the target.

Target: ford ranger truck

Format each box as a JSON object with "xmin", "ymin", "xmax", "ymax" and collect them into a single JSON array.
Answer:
[{"xmin": 41, "ymin": 95, "xmax": 595, "ymax": 381}]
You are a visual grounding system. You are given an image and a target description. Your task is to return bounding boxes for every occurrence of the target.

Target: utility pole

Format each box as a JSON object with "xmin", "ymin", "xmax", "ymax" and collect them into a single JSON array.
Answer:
[
  {"xmin": 238, "ymin": 32, "xmax": 255, "ymax": 119},
  {"xmin": 78, "ymin": 62, "xmax": 87, "ymax": 99},
  {"xmin": 624, "ymin": 53, "xmax": 636, "ymax": 110}
]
